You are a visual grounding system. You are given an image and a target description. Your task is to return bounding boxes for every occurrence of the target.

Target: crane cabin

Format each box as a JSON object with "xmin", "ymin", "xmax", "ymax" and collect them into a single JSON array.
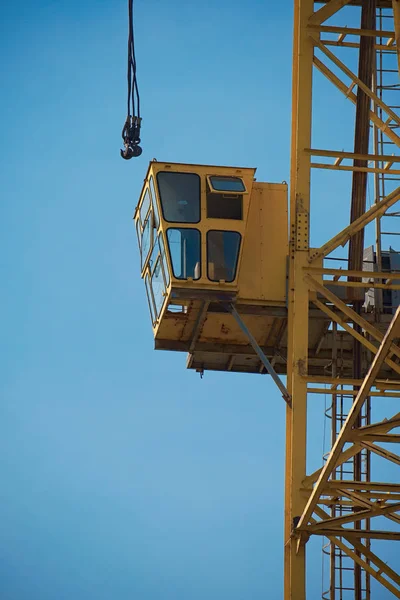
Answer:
[{"xmin": 134, "ymin": 161, "xmax": 289, "ymax": 375}]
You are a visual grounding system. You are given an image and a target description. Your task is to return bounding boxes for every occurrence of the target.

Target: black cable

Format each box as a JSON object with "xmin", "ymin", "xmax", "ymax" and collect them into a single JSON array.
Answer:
[{"xmin": 121, "ymin": 0, "xmax": 142, "ymax": 159}]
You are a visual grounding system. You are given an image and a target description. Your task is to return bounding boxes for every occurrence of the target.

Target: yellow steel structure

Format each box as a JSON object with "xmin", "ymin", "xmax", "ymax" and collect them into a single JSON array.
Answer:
[
  {"xmin": 133, "ymin": 1, "xmax": 400, "ymax": 598},
  {"xmin": 288, "ymin": 1, "xmax": 400, "ymax": 598},
  {"xmin": 134, "ymin": 161, "xmax": 290, "ymax": 374}
]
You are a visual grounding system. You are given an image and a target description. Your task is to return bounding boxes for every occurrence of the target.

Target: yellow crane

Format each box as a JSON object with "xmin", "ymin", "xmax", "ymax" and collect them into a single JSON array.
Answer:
[{"xmin": 129, "ymin": 1, "xmax": 400, "ymax": 598}]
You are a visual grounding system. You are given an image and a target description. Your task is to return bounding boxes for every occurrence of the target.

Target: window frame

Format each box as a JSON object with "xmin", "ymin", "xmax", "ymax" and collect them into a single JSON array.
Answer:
[
  {"xmin": 206, "ymin": 229, "xmax": 242, "ymax": 283},
  {"xmin": 156, "ymin": 171, "xmax": 201, "ymax": 224}
]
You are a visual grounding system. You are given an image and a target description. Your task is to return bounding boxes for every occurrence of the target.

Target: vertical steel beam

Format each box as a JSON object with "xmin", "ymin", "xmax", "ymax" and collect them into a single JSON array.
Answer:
[
  {"xmin": 348, "ymin": 1, "xmax": 376, "ymax": 279},
  {"xmin": 393, "ymin": 0, "xmax": 400, "ymax": 77},
  {"xmin": 286, "ymin": 1, "xmax": 314, "ymax": 598},
  {"xmin": 348, "ymin": 5, "xmax": 375, "ymax": 595}
]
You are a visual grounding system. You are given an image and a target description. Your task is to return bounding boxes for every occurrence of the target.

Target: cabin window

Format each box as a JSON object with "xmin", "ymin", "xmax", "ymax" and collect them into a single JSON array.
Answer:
[
  {"xmin": 149, "ymin": 176, "xmax": 160, "ymax": 230},
  {"xmin": 136, "ymin": 220, "xmax": 141, "ymax": 251},
  {"xmin": 158, "ymin": 234, "xmax": 170, "ymax": 286},
  {"xmin": 145, "ymin": 274, "xmax": 156, "ymax": 323},
  {"xmin": 166, "ymin": 228, "xmax": 201, "ymax": 280},
  {"xmin": 140, "ymin": 189, "xmax": 151, "ymax": 225},
  {"xmin": 207, "ymin": 230, "xmax": 241, "ymax": 282},
  {"xmin": 148, "ymin": 240, "xmax": 159, "ymax": 272},
  {"xmin": 209, "ymin": 176, "xmax": 245, "ymax": 193},
  {"xmin": 157, "ymin": 172, "xmax": 200, "ymax": 223},
  {"xmin": 151, "ymin": 258, "xmax": 166, "ymax": 317},
  {"xmin": 141, "ymin": 216, "xmax": 152, "ymax": 269},
  {"xmin": 206, "ymin": 191, "xmax": 243, "ymax": 220}
]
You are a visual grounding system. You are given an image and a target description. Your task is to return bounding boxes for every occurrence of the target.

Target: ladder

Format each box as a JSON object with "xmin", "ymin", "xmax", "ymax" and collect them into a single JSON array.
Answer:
[
  {"xmin": 374, "ymin": 5, "xmax": 400, "ymax": 282},
  {"xmin": 322, "ymin": 326, "xmax": 371, "ymax": 600}
]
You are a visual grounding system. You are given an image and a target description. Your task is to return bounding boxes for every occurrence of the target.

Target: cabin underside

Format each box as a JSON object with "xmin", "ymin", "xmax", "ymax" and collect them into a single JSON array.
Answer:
[{"xmin": 154, "ymin": 299, "xmax": 399, "ymax": 380}]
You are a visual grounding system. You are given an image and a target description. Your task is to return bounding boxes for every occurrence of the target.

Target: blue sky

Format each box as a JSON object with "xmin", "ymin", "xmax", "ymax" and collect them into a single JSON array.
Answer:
[{"xmin": 0, "ymin": 1, "xmax": 397, "ymax": 599}]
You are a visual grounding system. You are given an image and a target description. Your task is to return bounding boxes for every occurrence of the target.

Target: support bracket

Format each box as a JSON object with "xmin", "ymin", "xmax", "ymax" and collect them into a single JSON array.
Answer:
[{"xmin": 226, "ymin": 303, "xmax": 292, "ymax": 406}]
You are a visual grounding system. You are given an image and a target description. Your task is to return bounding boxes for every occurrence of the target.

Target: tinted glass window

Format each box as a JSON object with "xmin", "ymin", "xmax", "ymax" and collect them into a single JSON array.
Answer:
[
  {"xmin": 140, "ymin": 189, "xmax": 151, "ymax": 224},
  {"xmin": 207, "ymin": 230, "xmax": 241, "ymax": 282},
  {"xmin": 157, "ymin": 172, "xmax": 200, "ymax": 223},
  {"xmin": 158, "ymin": 234, "xmax": 170, "ymax": 285},
  {"xmin": 151, "ymin": 258, "xmax": 166, "ymax": 316},
  {"xmin": 136, "ymin": 220, "xmax": 141, "ymax": 251},
  {"xmin": 167, "ymin": 228, "xmax": 201, "ymax": 280},
  {"xmin": 145, "ymin": 275, "xmax": 156, "ymax": 323},
  {"xmin": 210, "ymin": 176, "xmax": 245, "ymax": 192},
  {"xmin": 149, "ymin": 177, "xmax": 160, "ymax": 230},
  {"xmin": 148, "ymin": 240, "xmax": 159, "ymax": 272},
  {"xmin": 141, "ymin": 217, "xmax": 152, "ymax": 269},
  {"xmin": 207, "ymin": 192, "xmax": 242, "ymax": 220}
]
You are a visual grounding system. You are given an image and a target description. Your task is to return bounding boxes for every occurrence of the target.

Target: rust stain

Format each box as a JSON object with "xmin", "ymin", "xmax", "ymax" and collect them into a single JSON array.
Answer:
[{"xmin": 296, "ymin": 358, "xmax": 307, "ymax": 376}]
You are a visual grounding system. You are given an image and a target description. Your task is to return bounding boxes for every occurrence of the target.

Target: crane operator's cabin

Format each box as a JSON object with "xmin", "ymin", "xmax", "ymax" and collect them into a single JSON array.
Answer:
[{"xmin": 134, "ymin": 160, "xmax": 289, "ymax": 375}]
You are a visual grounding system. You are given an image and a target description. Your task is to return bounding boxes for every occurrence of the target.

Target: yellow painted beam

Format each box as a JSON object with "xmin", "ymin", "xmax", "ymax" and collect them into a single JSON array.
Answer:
[
  {"xmin": 308, "ymin": 501, "xmax": 400, "ymax": 530},
  {"xmin": 327, "ymin": 481, "xmax": 400, "ymax": 492},
  {"xmin": 356, "ymin": 412, "xmax": 400, "ymax": 433},
  {"xmin": 305, "ymin": 266, "xmax": 400, "ymax": 279},
  {"xmin": 285, "ymin": 0, "xmax": 314, "ymax": 596},
  {"xmin": 306, "ymin": 148, "xmax": 400, "ymax": 162},
  {"xmin": 303, "ymin": 375, "xmax": 400, "ymax": 389},
  {"xmin": 334, "ymin": 488, "xmax": 400, "ymax": 526},
  {"xmin": 313, "ymin": 528, "xmax": 400, "ymax": 540},
  {"xmin": 309, "ymin": 23, "xmax": 395, "ymax": 38},
  {"xmin": 308, "ymin": 0, "xmax": 352, "ymax": 25},
  {"xmin": 329, "ymin": 279, "xmax": 400, "ymax": 290},
  {"xmin": 323, "ymin": 39, "xmax": 395, "ymax": 50},
  {"xmin": 307, "ymin": 387, "xmax": 400, "ymax": 397},
  {"xmin": 359, "ymin": 441, "xmax": 400, "ymax": 467},
  {"xmin": 311, "ymin": 162, "xmax": 400, "ymax": 174}
]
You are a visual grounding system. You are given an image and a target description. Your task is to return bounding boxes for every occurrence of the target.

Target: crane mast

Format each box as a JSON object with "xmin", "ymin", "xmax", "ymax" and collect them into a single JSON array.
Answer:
[{"xmin": 288, "ymin": 1, "xmax": 400, "ymax": 598}]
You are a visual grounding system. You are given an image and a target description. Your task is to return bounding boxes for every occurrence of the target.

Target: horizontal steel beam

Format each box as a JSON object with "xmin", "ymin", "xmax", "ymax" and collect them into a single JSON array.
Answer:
[{"xmin": 307, "ymin": 528, "xmax": 400, "ymax": 540}]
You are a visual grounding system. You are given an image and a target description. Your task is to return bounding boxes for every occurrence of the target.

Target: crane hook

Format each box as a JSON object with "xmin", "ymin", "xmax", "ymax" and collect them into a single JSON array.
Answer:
[{"xmin": 121, "ymin": 116, "xmax": 142, "ymax": 159}]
